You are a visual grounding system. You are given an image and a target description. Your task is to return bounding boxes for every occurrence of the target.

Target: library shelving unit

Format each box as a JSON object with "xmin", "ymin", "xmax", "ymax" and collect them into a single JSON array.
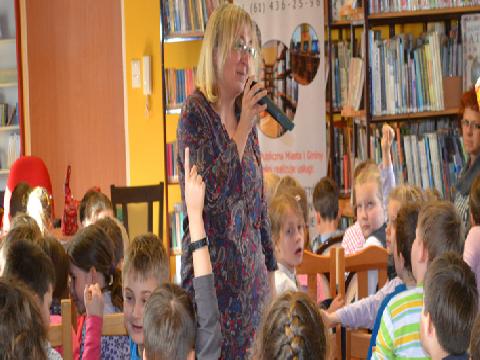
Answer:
[
  {"xmin": 325, "ymin": 1, "xmax": 480, "ymax": 197},
  {"xmin": 0, "ymin": 0, "xmax": 24, "ymax": 190}
]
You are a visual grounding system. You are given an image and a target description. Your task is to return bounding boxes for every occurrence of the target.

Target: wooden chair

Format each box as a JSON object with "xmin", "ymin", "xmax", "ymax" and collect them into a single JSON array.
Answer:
[
  {"xmin": 48, "ymin": 299, "xmax": 73, "ymax": 360},
  {"xmin": 297, "ymin": 248, "xmax": 341, "ymax": 359},
  {"xmin": 110, "ymin": 183, "xmax": 164, "ymax": 238},
  {"xmin": 338, "ymin": 246, "xmax": 388, "ymax": 360},
  {"xmin": 102, "ymin": 312, "xmax": 128, "ymax": 336}
]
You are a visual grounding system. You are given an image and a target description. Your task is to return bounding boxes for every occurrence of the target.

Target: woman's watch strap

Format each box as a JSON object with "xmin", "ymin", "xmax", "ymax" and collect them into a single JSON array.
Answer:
[{"xmin": 189, "ymin": 237, "xmax": 209, "ymax": 252}]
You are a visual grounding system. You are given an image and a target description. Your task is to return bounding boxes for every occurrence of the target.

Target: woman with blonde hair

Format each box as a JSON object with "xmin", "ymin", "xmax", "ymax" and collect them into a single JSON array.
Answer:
[{"xmin": 177, "ymin": 3, "xmax": 277, "ymax": 357}]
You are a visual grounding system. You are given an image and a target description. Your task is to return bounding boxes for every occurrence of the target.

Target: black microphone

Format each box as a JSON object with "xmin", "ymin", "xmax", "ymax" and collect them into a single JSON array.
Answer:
[{"xmin": 252, "ymin": 81, "xmax": 295, "ymax": 131}]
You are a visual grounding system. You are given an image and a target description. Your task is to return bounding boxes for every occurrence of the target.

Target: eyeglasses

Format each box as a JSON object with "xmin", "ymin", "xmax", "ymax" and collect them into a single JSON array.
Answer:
[
  {"xmin": 462, "ymin": 118, "xmax": 480, "ymax": 130},
  {"xmin": 233, "ymin": 39, "xmax": 257, "ymax": 58}
]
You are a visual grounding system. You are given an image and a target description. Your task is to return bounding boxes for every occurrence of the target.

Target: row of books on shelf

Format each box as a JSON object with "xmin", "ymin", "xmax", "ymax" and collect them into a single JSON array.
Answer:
[
  {"xmin": 329, "ymin": 40, "xmax": 352, "ymax": 110},
  {"xmin": 165, "ymin": 68, "xmax": 196, "ymax": 110},
  {"xmin": 0, "ymin": 103, "xmax": 18, "ymax": 127},
  {"xmin": 166, "ymin": 142, "xmax": 179, "ymax": 183},
  {"xmin": 369, "ymin": 29, "xmax": 450, "ymax": 116},
  {"xmin": 332, "ymin": 119, "xmax": 467, "ymax": 201},
  {"xmin": 169, "ymin": 203, "xmax": 185, "ymax": 254},
  {"xmin": 162, "ymin": 0, "xmax": 219, "ymax": 35},
  {"xmin": 368, "ymin": 0, "xmax": 480, "ymax": 15}
]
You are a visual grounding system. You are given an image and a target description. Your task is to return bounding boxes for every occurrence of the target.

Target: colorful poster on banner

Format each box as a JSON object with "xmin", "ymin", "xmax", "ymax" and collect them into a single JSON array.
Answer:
[{"xmin": 235, "ymin": 0, "xmax": 326, "ymax": 235}]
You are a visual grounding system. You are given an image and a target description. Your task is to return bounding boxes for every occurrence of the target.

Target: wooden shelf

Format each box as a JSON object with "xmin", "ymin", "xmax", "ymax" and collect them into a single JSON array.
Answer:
[
  {"xmin": 341, "ymin": 108, "xmax": 366, "ymax": 119},
  {"xmin": 168, "ymin": 175, "xmax": 179, "ymax": 184},
  {"xmin": 0, "ymin": 125, "xmax": 19, "ymax": 132},
  {"xmin": 166, "ymin": 107, "xmax": 182, "ymax": 115},
  {"xmin": 0, "ymin": 38, "xmax": 15, "ymax": 45},
  {"xmin": 0, "ymin": 82, "xmax": 17, "ymax": 88},
  {"xmin": 164, "ymin": 31, "xmax": 204, "ymax": 43},
  {"xmin": 371, "ymin": 108, "xmax": 459, "ymax": 122},
  {"xmin": 0, "ymin": 169, "xmax": 10, "ymax": 175},
  {"xmin": 368, "ymin": 5, "xmax": 480, "ymax": 23}
]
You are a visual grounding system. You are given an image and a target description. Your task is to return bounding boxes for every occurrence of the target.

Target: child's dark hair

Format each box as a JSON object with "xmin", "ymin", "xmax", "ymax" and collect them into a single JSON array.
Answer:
[
  {"xmin": 424, "ymin": 252, "xmax": 478, "ymax": 355},
  {"xmin": 68, "ymin": 224, "xmax": 123, "ymax": 310},
  {"xmin": 3, "ymin": 239, "xmax": 55, "ymax": 300},
  {"xmin": 123, "ymin": 233, "xmax": 169, "ymax": 285},
  {"xmin": 0, "ymin": 277, "xmax": 47, "ymax": 360},
  {"xmin": 253, "ymin": 291, "xmax": 327, "ymax": 360},
  {"xmin": 469, "ymin": 174, "xmax": 480, "ymax": 225},
  {"xmin": 36, "ymin": 236, "xmax": 69, "ymax": 300},
  {"xmin": 79, "ymin": 189, "xmax": 113, "ymax": 224},
  {"xmin": 10, "ymin": 182, "xmax": 32, "ymax": 219},
  {"xmin": 144, "ymin": 283, "xmax": 195, "ymax": 360},
  {"xmin": 313, "ymin": 176, "xmax": 339, "ymax": 221},
  {"xmin": 417, "ymin": 201, "xmax": 463, "ymax": 262},
  {"xmin": 470, "ymin": 314, "xmax": 480, "ymax": 360},
  {"xmin": 95, "ymin": 217, "xmax": 124, "ymax": 267},
  {"xmin": 395, "ymin": 202, "xmax": 421, "ymax": 274}
]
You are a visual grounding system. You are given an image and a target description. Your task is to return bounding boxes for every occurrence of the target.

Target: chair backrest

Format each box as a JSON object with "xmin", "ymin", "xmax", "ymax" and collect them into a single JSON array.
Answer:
[
  {"xmin": 340, "ymin": 245, "xmax": 388, "ymax": 299},
  {"xmin": 110, "ymin": 183, "xmax": 164, "ymax": 238},
  {"xmin": 338, "ymin": 246, "xmax": 389, "ymax": 360},
  {"xmin": 296, "ymin": 248, "xmax": 338, "ymax": 302},
  {"xmin": 102, "ymin": 312, "xmax": 128, "ymax": 336},
  {"xmin": 48, "ymin": 299, "xmax": 73, "ymax": 360}
]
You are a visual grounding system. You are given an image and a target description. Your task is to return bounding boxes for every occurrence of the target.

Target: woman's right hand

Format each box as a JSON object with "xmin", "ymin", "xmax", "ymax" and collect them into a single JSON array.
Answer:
[{"xmin": 240, "ymin": 77, "xmax": 268, "ymax": 130}]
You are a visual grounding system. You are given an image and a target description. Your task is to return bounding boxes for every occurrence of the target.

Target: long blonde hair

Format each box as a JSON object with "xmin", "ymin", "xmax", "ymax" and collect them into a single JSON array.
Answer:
[{"xmin": 196, "ymin": 3, "xmax": 260, "ymax": 103}]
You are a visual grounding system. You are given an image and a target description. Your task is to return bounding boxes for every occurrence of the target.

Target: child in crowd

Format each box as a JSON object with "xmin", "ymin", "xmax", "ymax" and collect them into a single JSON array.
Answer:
[
  {"xmin": 463, "ymin": 174, "xmax": 480, "ymax": 292},
  {"xmin": 373, "ymin": 201, "xmax": 464, "ymax": 359},
  {"xmin": 0, "ymin": 278, "xmax": 49, "ymax": 359},
  {"xmin": 36, "ymin": 235, "xmax": 70, "ymax": 316},
  {"xmin": 9, "ymin": 181, "xmax": 32, "ymax": 219},
  {"xmin": 269, "ymin": 191, "xmax": 306, "ymax": 294},
  {"xmin": 122, "ymin": 233, "xmax": 169, "ymax": 359},
  {"xmin": 311, "ymin": 176, "xmax": 343, "ymax": 253},
  {"xmin": 323, "ymin": 201, "xmax": 419, "ymax": 349},
  {"xmin": 143, "ymin": 147, "xmax": 221, "ymax": 359},
  {"xmin": 79, "ymin": 188, "xmax": 114, "ymax": 227},
  {"xmin": 252, "ymin": 291, "xmax": 328, "ymax": 360},
  {"xmin": 342, "ymin": 124, "xmax": 396, "ymax": 255},
  {"xmin": 27, "ymin": 186, "xmax": 53, "ymax": 236},
  {"xmin": 264, "ymin": 172, "xmax": 280, "ymax": 205},
  {"xmin": 2, "ymin": 239, "xmax": 60, "ymax": 359},
  {"xmin": 96, "ymin": 216, "xmax": 125, "ymax": 269},
  {"xmin": 420, "ymin": 253, "xmax": 478, "ymax": 360},
  {"xmin": 0, "ymin": 221, "xmax": 42, "ymax": 274},
  {"xmin": 68, "ymin": 224, "xmax": 129, "ymax": 359}
]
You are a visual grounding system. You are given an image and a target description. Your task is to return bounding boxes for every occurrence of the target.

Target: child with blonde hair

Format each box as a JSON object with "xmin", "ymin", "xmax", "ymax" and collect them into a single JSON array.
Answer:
[{"xmin": 269, "ymin": 191, "xmax": 306, "ymax": 294}]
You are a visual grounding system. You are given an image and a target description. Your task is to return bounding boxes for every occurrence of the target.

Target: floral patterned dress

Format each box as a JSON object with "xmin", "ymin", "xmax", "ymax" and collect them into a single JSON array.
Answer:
[{"xmin": 177, "ymin": 90, "xmax": 277, "ymax": 359}]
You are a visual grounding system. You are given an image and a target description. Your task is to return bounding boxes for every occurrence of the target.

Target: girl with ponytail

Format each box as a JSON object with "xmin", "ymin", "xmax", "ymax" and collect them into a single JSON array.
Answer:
[{"xmin": 68, "ymin": 224, "xmax": 129, "ymax": 359}]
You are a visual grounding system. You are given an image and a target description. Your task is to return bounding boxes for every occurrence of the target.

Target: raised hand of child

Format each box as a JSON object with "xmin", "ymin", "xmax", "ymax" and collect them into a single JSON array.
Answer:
[
  {"xmin": 84, "ymin": 283, "xmax": 104, "ymax": 318},
  {"xmin": 327, "ymin": 294, "xmax": 345, "ymax": 313},
  {"xmin": 184, "ymin": 147, "xmax": 206, "ymax": 223},
  {"xmin": 381, "ymin": 124, "xmax": 395, "ymax": 152}
]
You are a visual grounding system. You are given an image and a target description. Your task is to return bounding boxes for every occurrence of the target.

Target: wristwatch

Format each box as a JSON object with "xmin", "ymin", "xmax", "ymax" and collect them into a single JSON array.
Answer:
[{"xmin": 189, "ymin": 237, "xmax": 209, "ymax": 252}]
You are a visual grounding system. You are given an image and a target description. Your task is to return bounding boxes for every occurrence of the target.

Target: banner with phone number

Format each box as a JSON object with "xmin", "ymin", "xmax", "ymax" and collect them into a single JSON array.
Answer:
[{"xmin": 235, "ymin": 0, "xmax": 326, "ymax": 234}]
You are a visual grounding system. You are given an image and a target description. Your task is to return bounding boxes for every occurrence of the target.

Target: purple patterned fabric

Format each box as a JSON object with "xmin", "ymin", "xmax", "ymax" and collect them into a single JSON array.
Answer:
[{"xmin": 177, "ymin": 90, "xmax": 277, "ymax": 359}]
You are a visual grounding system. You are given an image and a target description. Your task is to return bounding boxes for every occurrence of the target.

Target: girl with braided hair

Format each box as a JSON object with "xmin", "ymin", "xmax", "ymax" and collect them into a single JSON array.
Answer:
[{"xmin": 252, "ymin": 291, "xmax": 328, "ymax": 359}]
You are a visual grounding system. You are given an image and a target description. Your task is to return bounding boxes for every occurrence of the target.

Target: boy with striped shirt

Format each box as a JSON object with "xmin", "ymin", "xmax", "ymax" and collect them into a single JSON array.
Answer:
[{"xmin": 372, "ymin": 201, "xmax": 464, "ymax": 359}]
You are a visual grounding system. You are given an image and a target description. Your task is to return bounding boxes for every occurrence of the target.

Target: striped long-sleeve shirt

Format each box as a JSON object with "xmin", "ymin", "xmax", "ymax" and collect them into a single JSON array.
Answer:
[{"xmin": 372, "ymin": 286, "xmax": 430, "ymax": 360}]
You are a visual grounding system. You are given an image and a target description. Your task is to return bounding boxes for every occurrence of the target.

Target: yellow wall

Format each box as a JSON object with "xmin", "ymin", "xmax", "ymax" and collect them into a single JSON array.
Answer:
[
  {"xmin": 122, "ymin": 1, "xmax": 202, "ymax": 248},
  {"xmin": 123, "ymin": 0, "xmax": 165, "ymax": 240}
]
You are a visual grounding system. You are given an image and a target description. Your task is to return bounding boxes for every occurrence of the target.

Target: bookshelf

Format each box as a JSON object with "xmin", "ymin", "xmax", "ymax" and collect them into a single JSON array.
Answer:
[
  {"xmin": 325, "ymin": 1, "xmax": 480, "ymax": 199},
  {"xmin": 160, "ymin": 0, "xmax": 220, "ymax": 282},
  {"xmin": 0, "ymin": 0, "xmax": 23, "ymax": 189}
]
